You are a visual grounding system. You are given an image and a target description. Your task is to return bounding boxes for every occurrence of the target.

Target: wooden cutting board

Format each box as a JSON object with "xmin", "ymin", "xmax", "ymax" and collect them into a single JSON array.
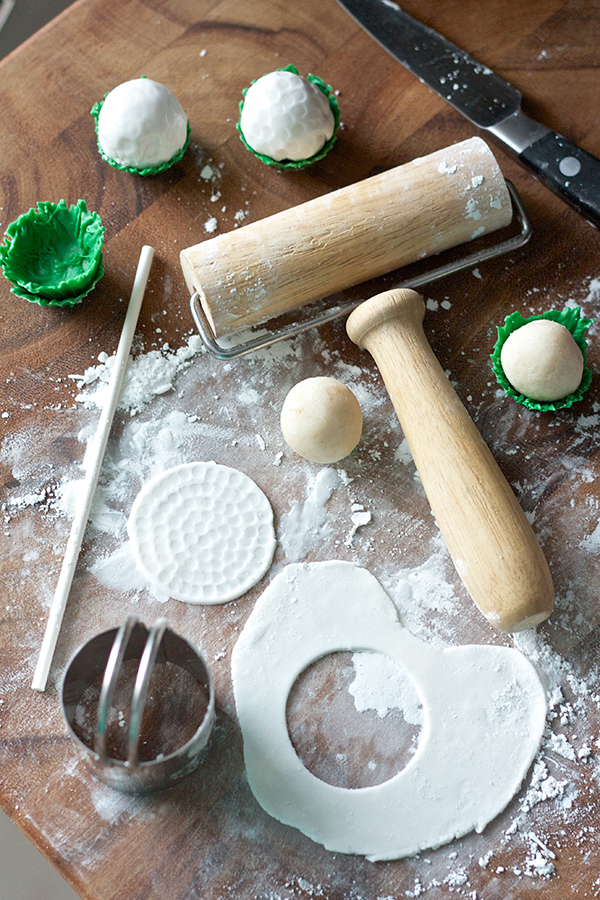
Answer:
[{"xmin": 2, "ymin": 0, "xmax": 600, "ymax": 897}]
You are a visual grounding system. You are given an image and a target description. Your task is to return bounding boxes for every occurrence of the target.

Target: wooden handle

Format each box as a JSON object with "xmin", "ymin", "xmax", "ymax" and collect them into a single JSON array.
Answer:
[
  {"xmin": 180, "ymin": 137, "xmax": 512, "ymax": 337},
  {"xmin": 346, "ymin": 288, "xmax": 554, "ymax": 633}
]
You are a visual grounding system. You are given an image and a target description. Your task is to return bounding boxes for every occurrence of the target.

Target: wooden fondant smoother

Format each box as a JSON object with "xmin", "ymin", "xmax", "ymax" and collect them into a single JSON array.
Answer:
[
  {"xmin": 346, "ymin": 288, "xmax": 554, "ymax": 633},
  {"xmin": 180, "ymin": 137, "xmax": 512, "ymax": 337}
]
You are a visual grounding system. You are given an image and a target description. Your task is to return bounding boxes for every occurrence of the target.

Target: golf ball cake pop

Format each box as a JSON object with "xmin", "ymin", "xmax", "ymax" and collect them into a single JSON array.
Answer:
[
  {"xmin": 92, "ymin": 77, "xmax": 190, "ymax": 174},
  {"xmin": 280, "ymin": 376, "xmax": 362, "ymax": 463},
  {"xmin": 238, "ymin": 65, "xmax": 339, "ymax": 168}
]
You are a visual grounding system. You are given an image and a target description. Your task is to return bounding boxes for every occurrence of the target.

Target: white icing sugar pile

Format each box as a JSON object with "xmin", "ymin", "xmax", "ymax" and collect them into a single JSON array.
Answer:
[
  {"xmin": 70, "ymin": 334, "xmax": 204, "ymax": 415},
  {"xmin": 279, "ymin": 467, "xmax": 348, "ymax": 561}
]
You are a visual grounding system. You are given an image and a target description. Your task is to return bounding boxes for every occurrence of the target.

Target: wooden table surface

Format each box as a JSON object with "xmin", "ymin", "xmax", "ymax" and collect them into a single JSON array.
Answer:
[{"xmin": 2, "ymin": 0, "xmax": 600, "ymax": 897}]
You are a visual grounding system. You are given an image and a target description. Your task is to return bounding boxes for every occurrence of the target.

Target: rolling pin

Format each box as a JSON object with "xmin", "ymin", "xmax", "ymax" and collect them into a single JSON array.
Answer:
[
  {"xmin": 346, "ymin": 288, "xmax": 554, "ymax": 632},
  {"xmin": 180, "ymin": 137, "xmax": 512, "ymax": 337},
  {"xmin": 180, "ymin": 135, "xmax": 551, "ymax": 630}
]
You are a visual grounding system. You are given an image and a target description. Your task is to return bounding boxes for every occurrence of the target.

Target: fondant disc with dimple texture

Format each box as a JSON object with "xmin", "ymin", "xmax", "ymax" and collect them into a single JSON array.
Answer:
[{"xmin": 127, "ymin": 461, "xmax": 276, "ymax": 604}]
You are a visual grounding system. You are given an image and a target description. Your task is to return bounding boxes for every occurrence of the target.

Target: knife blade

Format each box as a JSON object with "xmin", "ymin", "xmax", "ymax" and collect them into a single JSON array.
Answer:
[{"xmin": 337, "ymin": 0, "xmax": 600, "ymax": 228}]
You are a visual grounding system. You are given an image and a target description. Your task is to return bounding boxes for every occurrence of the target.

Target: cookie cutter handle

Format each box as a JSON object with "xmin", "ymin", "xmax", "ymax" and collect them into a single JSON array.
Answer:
[
  {"xmin": 95, "ymin": 616, "xmax": 138, "ymax": 764},
  {"xmin": 127, "ymin": 618, "xmax": 169, "ymax": 768}
]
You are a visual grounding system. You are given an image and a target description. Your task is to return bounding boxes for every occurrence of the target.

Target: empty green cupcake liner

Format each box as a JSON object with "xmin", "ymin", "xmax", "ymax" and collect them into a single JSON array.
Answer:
[
  {"xmin": 237, "ymin": 64, "xmax": 341, "ymax": 170},
  {"xmin": 90, "ymin": 95, "xmax": 191, "ymax": 176},
  {"xmin": 0, "ymin": 199, "xmax": 105, "ymax": 307},
  {"xmin": 491, "ymin": 306, "xmax": 593, "ymax": 411}
]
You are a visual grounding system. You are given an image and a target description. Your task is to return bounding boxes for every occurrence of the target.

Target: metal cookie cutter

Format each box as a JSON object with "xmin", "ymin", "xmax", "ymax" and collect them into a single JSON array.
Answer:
[{"xmin": 61, "ymin": 617, "xmax": 215, "ymax": 793}]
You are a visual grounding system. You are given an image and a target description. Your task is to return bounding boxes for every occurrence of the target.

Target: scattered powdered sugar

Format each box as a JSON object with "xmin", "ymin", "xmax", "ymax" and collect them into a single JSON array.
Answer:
[
  {"xmin": 349, "ymin": 651, "xmax": 424, "ymax": 724},
  {"xmin": 437, "ymin": 160, "xmax": 458, "ymax": 175},
  {"xmin": 88, "ymin": 780, "xmax": 139, "ymax": 824},
  {"xmin": 465, "ymin": 195, "xmax": 482, "ymax": 221},
  {"xmin": 70, "ymin": 335, "xmax": 204, "ymax": 415},
  {"xmin": 394, "ymin": 437, "xmax": 414, "ymax": 467},
  {"xmin": 349, "ymin": 503, "xmax": 371, "ymax": 531},
  {"xmin": 3, "ymin": 271, "xmax": 600, "ymax": 893},
  {"xmin": 381, "ymin": 545, "xmax": 463, "ymax": 644},
  {"xmin": 90, "ymin": 541, "xmax": 157, "ymax": 597},
  {"xmin": 278, "ymin": 467, "xmax": 342, "ymax": 561}
]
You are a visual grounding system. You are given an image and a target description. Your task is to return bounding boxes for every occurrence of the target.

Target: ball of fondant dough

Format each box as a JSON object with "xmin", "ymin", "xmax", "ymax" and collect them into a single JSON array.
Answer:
[
  {"xmin": 280, "ymin": 377, "xmax": 363, "ymax": 463},
  {"xmin": 500, "ymin": 318, "xmax": 584, "ymax": 402},
  {"xmin": 97, "ymin": 78, "xmax": 188, "ymax": 168}
]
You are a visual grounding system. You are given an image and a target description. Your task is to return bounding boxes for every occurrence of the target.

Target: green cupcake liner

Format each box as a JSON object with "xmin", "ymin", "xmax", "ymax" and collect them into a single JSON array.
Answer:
[
  {"xmin": 491, "ymin": 307, "xmax": 594, "ymax": 411},
  {"xmin": 237, "ymin": 64, "xmax": 341, "ymax": 170},
  {"xmin": 7, "ymin": 258, "xmax": 105, "ymax": 307},
  {"xmin": 91, "ymin": 95, "xmax": 191, "ymax": 176},
  {"xmin": 0, "ymin": 199, "xmax": 105, "ymax": 307}
]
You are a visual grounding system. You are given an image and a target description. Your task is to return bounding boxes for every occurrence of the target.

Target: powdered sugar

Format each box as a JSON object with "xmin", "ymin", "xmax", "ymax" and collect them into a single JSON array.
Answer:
[
  {"xmin": 70, "ymin": 334, "xmax": 204, "ymax": 415},
  {"xmin": 349, "ymin": 650, "xmax": 424, "ymax": 724},
  {"xmin": 278, "ymin": 466, "xmax": 342, "ymax": 561},
  {"xmin": 3, "ymin": 271, "xmax": 600, "ymax": 892}
]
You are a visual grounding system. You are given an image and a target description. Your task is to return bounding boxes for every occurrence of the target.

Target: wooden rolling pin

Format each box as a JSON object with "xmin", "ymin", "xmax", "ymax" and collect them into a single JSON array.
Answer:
[
  {"xmin": 180, "ymin": 137, "xmax": 512, "ymax": 337},
  {"xmin": 346, "ymin": 289, "xmax": 554, "ymax": 633}
]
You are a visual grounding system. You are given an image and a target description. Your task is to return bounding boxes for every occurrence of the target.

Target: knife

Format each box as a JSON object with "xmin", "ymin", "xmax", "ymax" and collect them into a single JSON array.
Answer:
[{"xmin": 337, "ymin": 0, "xmax": 600, "ymax": 228}]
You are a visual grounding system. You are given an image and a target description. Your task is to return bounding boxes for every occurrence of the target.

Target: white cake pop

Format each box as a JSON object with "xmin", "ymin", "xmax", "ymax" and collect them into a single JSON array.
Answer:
[
  {"xmin": 500, "ymin": 318, "xmax": 584, "ymax": 402},
  {"xmin": 240, "ymin": 69, "xmax": 336, "ymax": 163},
  {"xmin": 95, "ymin": 77, "xmax": 189, "ymax": 170}
]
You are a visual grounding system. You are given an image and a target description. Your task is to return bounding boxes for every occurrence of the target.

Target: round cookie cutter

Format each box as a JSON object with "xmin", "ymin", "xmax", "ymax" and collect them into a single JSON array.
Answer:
[{"xmin": 61, "ymin": 617, "xmax": 215, "ymax": 793}]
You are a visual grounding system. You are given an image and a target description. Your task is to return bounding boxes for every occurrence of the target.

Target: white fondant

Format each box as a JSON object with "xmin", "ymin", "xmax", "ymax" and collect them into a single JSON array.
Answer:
[
  {"xmin": 240, "ymin": 70, "xmax": 334, "ymax": 161},
  {"xmin": 127, "ymin": 461, "xmax": 276, "ymax": 604},
  {"xmin": 97, "ymin": 78, "xmax": 188, "ymax": 168},
  {"xmin": 232, "ymin": 561, "xmax": 547, "ymax": 861}
]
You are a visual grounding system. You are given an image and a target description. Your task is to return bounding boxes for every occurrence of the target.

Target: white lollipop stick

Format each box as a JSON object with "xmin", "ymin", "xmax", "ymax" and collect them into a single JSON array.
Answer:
[{"xmin": 31, "ymin": 245, "xmax": 155, "ymax": 692}]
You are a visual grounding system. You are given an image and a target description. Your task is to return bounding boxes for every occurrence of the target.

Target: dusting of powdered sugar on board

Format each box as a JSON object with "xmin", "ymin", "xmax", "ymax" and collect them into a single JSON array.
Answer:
[{"xmin": 2, "ymin": 272, "xmax": 600, "ymax": 891}]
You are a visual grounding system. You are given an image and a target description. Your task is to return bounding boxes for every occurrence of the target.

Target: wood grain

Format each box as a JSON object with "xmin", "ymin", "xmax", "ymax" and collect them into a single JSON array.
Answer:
[
  {"xmin": 2, "ymin": 1, "xmax": 600, "ymax": 898},
  {"xmin": 180, "ymin": 138, "xmax": 511, "ymax": 335},
  {"xmin": 346, "ymin": 288, "xmax": 554, "ymax": 632}
]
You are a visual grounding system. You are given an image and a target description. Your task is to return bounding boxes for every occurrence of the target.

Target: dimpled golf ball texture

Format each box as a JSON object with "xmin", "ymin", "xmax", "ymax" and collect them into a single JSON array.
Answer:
[
  {"xmin": 240, "ymin": 70, "xmax": 335, "ymax": 161},
  {"xmin": 127, "ymin": 462, "xmax": 276, "ymax": 604},
  {"xmin": 97, "ymin": 78, "xmax": 188, "ymax": 168}
]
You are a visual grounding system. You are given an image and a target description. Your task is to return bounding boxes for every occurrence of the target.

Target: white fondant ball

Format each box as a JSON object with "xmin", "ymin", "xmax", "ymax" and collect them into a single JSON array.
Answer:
[
  {"xmin": 240, "ymin": 70, "xmax": 335, "ymax": 161},
  {"xmin": 281, "ymin": 377, "xmax": 363, "ymax": 463},
  {"xmin": 97, "ymin": 78, "xmax": 188, "ymax": 168},
  {"xmin": 500, "ymin": 318, "xmax": 584, "ymax": 401}
]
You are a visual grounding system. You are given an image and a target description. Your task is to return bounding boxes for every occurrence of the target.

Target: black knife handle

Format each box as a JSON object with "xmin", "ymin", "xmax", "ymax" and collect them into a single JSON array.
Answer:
[{"xmin": 519, "ymin": 132, "xmax": 600, "ymax": 228}]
